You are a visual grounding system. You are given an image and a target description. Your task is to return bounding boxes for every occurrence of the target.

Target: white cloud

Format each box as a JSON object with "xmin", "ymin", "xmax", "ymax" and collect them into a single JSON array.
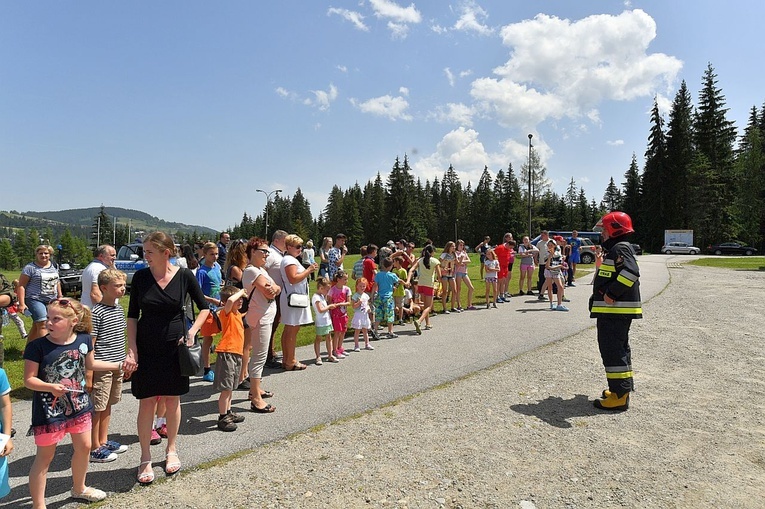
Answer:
[
  {"xmin": 459, "ymin": 70, "xmax": 473, "ymax": 78},
  {"xmin": 370, "ymin": 0, "xmax": 422, "ymax": 23},
  {"xmin": 350, "ymin": 94, "xmax": 413, "ymax": 121},
  {"xmin": 275, "ymin": 86, "xmax": 299, "ymax": 101},
  {"xmin": 327, "ymin": 7, "xmax": 369, "ymax": 31},
  {"xmin": 430, "ymin": 23, "xmax": 447, "ymax": 34},
  {"xmin": 412, "ymin": 128, "xmax": 553, "ymax": 186},
  {"xmin": 607, "ymin": 139, "xmax": 625, "ymax": 146},
  {"xmin": 453, "ymin": 0, "xmax": 493, "ymax": 35},
  {"xmin": 306, "ymin": 83, "xmax": 338, "ymax": 111},
  {"xmin": 387, "ymin": 21, "xmax": 410, "ymax": 39},
  {"xmin": 430, "ymin": 103, "xmax": 475, "ymax": 127},
  {"xmin": 399, "ymin": 86, "xmax": 409, "ymax": 96},
  {"xmin": 336, "ymin": 65, "xmax": 348, "ymax": 73},
  {"xmin": 444, "ymin": 67, "xmax": 456, "ymax": 87},
  {"xmin": 370, "ymin": 0, "xmax": 421, "ymax": 38},
  {"xmin": 470, "ymin": 9, "xmax": 682, "ymax": 130}
]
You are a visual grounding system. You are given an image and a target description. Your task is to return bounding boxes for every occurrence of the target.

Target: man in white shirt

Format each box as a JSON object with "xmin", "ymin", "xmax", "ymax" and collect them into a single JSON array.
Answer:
[
  {"xmin": 80, "ymin": 245, "xmax": 116, "ymax": 308},
  {"xmin": 535, "ymin": 231, "xmax": 550, "ymax": 300},
  {"xmin": 265, "ymin": 230, "xmax": 288, "ymax": 369}
]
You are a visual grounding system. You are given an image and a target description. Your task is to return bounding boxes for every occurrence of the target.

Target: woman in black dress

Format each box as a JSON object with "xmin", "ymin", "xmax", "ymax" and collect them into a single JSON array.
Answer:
[{"xmin": 123, "ymin": 232, "xmax": 209, "ymax": 485}]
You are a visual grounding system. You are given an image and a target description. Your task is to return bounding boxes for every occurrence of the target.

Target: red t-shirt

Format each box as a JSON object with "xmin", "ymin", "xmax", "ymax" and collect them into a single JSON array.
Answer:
[
  {"xmin": 362, "ymin": 257, "xmax": 377, "ymax": 292},
  {"xmin": 494, "ymin": 244, "xmax": 511, "ymax": 278}
]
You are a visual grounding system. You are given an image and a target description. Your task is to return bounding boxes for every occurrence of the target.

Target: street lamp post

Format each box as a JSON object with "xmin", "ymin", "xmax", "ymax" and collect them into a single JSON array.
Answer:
[
  {"xmin": 527, "ymin": 134, "xmax": 533, "ymax": 237},
  {"xmin": 256, "ymin": 189, "xmax": 282, "ymax": 240}
]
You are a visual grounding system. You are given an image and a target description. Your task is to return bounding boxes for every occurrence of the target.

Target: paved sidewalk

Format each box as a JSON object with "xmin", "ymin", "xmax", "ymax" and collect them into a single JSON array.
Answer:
[{"xmin": 1, "ymin": 256, "xmax": 670, "ymax": 508}]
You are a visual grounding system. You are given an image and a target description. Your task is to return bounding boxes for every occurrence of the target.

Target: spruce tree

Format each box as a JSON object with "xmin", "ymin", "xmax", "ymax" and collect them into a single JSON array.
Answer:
[
  {"xmin": 622, "ymin": 153, "xmax": 642, "ymax": 241},
  {"xmin": 641, "ymin": 97, "xmax": 668, "ymax": 251},
  {"xmin": 692, "ymin": 63, "xmax": 737, "ymax": 246},
  {"xmin": 665, "ymin": 81, "xmax": 695, "ymax": 229}
]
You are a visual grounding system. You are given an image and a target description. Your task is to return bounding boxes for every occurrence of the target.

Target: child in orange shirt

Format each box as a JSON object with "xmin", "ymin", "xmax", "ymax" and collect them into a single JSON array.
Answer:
[{"xmin": 214, "ymin": 286, "xmax": 247, "ymax": 432}]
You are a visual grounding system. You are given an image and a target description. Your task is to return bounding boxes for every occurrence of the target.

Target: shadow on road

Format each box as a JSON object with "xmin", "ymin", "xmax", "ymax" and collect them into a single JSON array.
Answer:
[{"xmin": 510, "ymin": 394, "xmax": 603, "ymax": 428}]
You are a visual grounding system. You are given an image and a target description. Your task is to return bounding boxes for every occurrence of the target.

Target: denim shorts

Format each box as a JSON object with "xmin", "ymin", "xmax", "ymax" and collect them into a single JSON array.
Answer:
[{"xmin": 25, "ymin": 299, "xmax": 49, "ymax": 323}]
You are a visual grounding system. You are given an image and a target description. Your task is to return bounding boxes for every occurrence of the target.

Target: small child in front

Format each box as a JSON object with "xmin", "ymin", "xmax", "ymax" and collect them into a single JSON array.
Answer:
[
  {"xmin": 312, "ymin": 277, "xmax": 337, "ymax": 364},
  {"xmin": 214, "ymin": 285, "xmax": 248, "ymax": 431},
  {"xmin": 87, "ymin": 269, "xmax": 129, "ymax": 463},
  {"xmin": 351, "ymin": 278, "xmax": 373, "ymax": 351},
  {"xmin": 24, "ymin": 298, "xmax": 125, "ymax": 506},
  {"xmin": 373, "ymin": 258, "xmax": 400, "ymax": 339},
  {"xmin": 484, "ymin": 248, "xmax": 499, "ymax": 308},
  {"xmin": 328, "ymin": 271, "xmax": 351, "ymax": 358}
]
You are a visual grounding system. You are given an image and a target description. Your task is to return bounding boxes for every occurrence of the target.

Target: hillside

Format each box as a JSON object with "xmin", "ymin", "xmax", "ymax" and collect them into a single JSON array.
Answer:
[{"xmin": 1, "ymin": 207, "xmax": 218, "ymax": 238}]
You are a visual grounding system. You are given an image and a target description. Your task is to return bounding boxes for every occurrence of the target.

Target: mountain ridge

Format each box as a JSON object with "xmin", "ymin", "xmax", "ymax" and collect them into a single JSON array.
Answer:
[{"xmin": 1, "ymin": 206, "xmax": 218, "ymax": 238}]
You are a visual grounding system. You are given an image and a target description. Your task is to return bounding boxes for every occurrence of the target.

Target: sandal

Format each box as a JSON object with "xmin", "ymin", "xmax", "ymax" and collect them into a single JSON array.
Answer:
[
  {"xmin": 251, "ymin": 403, "xmax": 276, "ymax": 413},
  {"xmin": 137, "ymin": 461, "xmax": 154, "ymax": 485},
  {"xmin": 261, "ymin": 390, "xmax": 274, "ymax": 398},
  {"xmin": 282, "ymin": 362, "xmax": 307, "ymax": 371},
  {"xmin": 164, "ymin": 452, "xmax": 181, "ymax": 475},
  {"xmin": 71, "ymin": 486, "xmax": 107, "ymax": 502}
]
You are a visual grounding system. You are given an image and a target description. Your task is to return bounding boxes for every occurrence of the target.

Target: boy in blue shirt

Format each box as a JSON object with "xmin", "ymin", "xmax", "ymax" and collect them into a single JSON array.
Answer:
[{"xmin": 373, "ymin": 258, "xmax": 400, "ymax": 339}]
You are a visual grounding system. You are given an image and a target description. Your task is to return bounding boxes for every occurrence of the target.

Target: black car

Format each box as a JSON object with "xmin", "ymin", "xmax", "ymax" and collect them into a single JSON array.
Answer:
[
  {"xmin": 630, "ymin": 244, "xmax": 643, "ymax": 255},
  {"xmin": 707, "ymin": 242, "xmax": 758, "ymax": 256},
  {"xmin": 58, "ymin": 263, "xmax": 83, "ymax": 296}
]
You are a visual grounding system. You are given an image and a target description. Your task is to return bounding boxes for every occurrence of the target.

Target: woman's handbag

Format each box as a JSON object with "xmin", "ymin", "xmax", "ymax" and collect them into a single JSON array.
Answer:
[
  {"xmin": 287, "ymin": 293, "xmax": 309, "ymax": 308},
  {"xmin": 177, "ymin": 268, "xmax": 203, "ymax": 377}
]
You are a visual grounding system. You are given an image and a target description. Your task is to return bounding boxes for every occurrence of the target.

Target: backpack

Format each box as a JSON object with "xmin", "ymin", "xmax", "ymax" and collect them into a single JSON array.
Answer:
[{"xmin": 0, "ymin": 273, "xmax": 16, "ymax": 307}]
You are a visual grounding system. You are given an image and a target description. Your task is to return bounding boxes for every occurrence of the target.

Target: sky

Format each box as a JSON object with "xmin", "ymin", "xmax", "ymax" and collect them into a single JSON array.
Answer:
[{"xmin": 2, "ymin": 1, "xmax": 764, "ymax": 232}]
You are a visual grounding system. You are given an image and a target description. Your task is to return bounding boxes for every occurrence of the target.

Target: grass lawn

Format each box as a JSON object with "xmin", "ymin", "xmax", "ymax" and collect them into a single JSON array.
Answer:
[
  {"xmin": 688, "ymin": 256, "xmax": 765, "ymax": 270},
  {"xmin": 2, "ymin": 254, "xmax": 592, "ymax": 399}
]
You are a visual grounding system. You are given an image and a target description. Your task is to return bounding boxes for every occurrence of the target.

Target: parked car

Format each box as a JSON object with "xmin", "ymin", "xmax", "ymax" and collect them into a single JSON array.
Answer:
[
  {"xmin": 58, "ymin": 263, "xmax": 83, "ymax": 296},
  {"xmin": 661, "ymin": 242, "xmax": 700, "ymax": 255},
  {"xmin": 578, "ymin": 238, "xmax": 597, "ymax": 264},
  {"xmin": 630, "ymin": 244, "xmax": 643, "ymax": 255},
  {"xmin": 707, "ymin": 242, "xmax": 758, "ymax": 256},
  {"xmin": 115, "ymin": 243, "xmax": 148, "ymax": 288}
]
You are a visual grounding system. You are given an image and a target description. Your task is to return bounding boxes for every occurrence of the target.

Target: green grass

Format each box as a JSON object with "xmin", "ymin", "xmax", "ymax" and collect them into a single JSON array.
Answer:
[
  {"xmin": 2, "ymin": 253, "xmax": 592, "ymax": 399},
  {"xmin": 688, "ymin": 256, "xmax": 765, "ymax": 270}
]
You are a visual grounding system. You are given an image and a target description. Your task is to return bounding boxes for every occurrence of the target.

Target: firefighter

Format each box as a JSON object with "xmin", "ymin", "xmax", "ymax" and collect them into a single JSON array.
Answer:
[{"xmin": 590, "ymin": 211, "xmax": 642, "ymax": 411}]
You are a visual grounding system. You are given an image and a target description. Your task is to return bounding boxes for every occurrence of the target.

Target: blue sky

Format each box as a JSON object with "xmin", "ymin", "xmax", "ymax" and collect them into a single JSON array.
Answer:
[{"xmin": 2, "ymin": 1, "xmax": 763, "ymax": 232}]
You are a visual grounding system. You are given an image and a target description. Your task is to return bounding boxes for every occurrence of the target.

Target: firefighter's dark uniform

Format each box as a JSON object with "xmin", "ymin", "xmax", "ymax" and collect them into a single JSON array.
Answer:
[{"xmin": 589, "ymin": 239, "xmax": 642, "ymax": 395}]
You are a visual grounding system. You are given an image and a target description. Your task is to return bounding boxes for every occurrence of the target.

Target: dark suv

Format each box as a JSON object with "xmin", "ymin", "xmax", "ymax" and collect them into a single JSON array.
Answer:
[{"xmin": 58, "ymin": 263, "xmax": 83, "ymax": 296}]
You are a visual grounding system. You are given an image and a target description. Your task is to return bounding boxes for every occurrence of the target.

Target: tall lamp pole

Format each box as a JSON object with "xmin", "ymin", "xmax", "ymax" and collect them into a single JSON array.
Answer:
[
  {"xmin": 527, "ymin": 134, "xmax": 533, "ymax": 237},
  {"xmin": 256, "ymin": 189, "xmax": 282, "ymax": 240}
]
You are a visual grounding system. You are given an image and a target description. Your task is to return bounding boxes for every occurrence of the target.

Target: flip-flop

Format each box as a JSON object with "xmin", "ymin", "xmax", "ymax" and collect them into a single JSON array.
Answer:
[
  {"xmin": 137, "ymin": 461, "xmax": 154, "ymax": 485},
  {"xmin": 282, "ymin": 363, "xmax": 307, "ymax": 371},
  {"xmin": 251, "ymin": 403, "xmax": 276, "ymax": 413},
  {"xmin": 164, "ymin": 452, "xmax": 181, "ymax": 475}
]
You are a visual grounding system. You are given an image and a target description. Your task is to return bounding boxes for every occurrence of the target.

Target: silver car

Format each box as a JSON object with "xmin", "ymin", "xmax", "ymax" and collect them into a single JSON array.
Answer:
[{"xmin": 661, "ymin": 242, "xmax": 700, "ymax": 255}]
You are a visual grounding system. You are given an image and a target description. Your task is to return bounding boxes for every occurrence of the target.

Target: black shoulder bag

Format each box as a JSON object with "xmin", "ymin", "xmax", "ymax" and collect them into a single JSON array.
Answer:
[{"xmin": 177, "ymin": 268, "xmax": 203, "ymax": 377}]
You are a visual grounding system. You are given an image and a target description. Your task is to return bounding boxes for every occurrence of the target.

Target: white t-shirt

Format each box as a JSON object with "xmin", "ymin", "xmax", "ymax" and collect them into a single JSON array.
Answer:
[
  {"xmin": 312, "ymin": 293, "xmax": 332, "ymax": 327},
  {"xmin": 536, "ymin": 238, "xmax": 550, "ymax": 263},
  {"xmin": 80, "ymin": 260, "xmax": 108, "ymax": 308},
  {"xmin": 265, "ymin": 244, "xmax": 284, "ymax": 287},
  {"xmin": 243, "ymin": 265, "xmax": 276, "ymax": 326}
]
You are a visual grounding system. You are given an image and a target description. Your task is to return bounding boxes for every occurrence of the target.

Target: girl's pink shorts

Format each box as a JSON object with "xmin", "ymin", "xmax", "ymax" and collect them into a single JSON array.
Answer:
[{"xmin": 34, "ymin": 413, "xmax": 92, "ymax": 447}]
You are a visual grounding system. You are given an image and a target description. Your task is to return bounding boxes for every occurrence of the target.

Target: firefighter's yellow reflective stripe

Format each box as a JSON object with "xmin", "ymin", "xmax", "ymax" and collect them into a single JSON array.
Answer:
[
  {"xmin": 591, "ymin": 306, "xmax": 642, "ymax": 315},
  {"xmin": 599, "ymin": 263, "xmax": 615, "ymax": 272},
  {"xmin": 606, "ymin": 371, "xmax": 634, "ymax": 379},
  {"xmin": 619, "ymin": 270, "xmax": 639, "ymax": 282},
  {"xmin": 592, "ymin": 300, "xmax": 642, "ymax": 308},
  {"xmin": 617, "ymin": 274, "xmax": 635, "ymax": 287}
]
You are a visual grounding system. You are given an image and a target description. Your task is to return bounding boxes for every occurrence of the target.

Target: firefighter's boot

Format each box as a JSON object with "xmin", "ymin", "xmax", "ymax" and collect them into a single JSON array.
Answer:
[{"xmin": 594, "ymin": 391, "xmax": 629, "ymax": 411}]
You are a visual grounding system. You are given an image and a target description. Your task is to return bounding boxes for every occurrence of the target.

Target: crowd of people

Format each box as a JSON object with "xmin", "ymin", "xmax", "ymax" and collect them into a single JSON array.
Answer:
[{"xmin": 0, "ymin": 218, "xmax": 640, "ymax": 507}]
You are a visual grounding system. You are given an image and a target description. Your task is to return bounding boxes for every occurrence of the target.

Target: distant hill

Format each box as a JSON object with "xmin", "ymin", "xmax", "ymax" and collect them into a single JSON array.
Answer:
[{"xmin": 1, "ymin": 207, "xmax": 218, "ymax": 238}]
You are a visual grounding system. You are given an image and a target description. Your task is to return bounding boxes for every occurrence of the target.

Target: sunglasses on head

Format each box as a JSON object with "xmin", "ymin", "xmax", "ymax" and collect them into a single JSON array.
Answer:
[{"xmin": 54, "ymin": 298, "xmax": 72, "ymax": 308}]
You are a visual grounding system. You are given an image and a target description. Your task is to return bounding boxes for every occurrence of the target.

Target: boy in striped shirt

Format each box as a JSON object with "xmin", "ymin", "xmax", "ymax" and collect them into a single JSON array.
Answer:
[{"xmin": 87, "ymin": 269, "xmax": 129, "ymax": 462}]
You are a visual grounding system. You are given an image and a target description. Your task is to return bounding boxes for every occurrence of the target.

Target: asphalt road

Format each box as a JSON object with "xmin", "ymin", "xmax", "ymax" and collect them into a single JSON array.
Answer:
[{"xmin": 1, "ymin": 254, "xmax": 672, "ymax": 508}]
